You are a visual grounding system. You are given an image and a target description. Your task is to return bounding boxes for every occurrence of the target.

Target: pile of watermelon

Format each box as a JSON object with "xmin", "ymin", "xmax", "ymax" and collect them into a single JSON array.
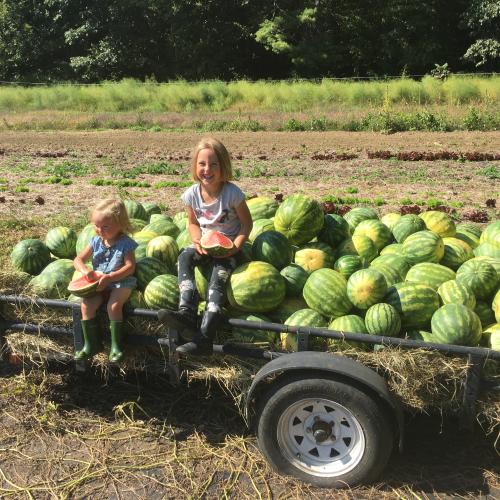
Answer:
[{"xmin": 9, "ymin": 196, "xmax": 500, "ymax": 352}]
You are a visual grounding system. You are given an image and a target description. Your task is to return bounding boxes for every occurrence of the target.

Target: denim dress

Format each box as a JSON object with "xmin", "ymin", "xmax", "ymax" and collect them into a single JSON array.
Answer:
[{"xmin": 90, "ymin": 235, "xmax": 138, "ymax": 290}]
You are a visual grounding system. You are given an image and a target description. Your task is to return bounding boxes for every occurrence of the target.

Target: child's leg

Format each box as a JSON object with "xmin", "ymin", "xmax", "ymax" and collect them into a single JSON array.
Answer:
[
  {"xmin": 75, "ymin": 294, "xmax": 105, "ymax": 360},
  {"xmin": 178, "ymin": 255, "xmax": 238, "ymax": 355},
  {"xmin": 158, "ymin": 246, "xmax": 203, "ymax": 331},
  {"xmin": 107, "ymin": 288, "xmax": 132, "ymax": 363},
  {"xmin": 177, "ymin": 246, "xmax": 203, "ymax": 313}
]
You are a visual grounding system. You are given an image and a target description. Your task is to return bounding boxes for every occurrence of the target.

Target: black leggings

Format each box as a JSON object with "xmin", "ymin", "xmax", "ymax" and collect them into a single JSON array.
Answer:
[{"xmin": 177, "ymin": 246, "xmax": 238, "ymax": 315}]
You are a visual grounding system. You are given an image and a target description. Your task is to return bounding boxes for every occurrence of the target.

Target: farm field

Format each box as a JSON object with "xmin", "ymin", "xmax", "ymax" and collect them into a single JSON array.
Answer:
[{"xmin": 0, "ymin": 128, "xmax": 499, "ymax": 497}]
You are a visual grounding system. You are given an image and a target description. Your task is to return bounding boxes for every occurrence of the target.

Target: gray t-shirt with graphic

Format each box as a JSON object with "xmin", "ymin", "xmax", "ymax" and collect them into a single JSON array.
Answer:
[{"xmin": 181, "ymin": 182, "xmax": 245, "ymax": 238}]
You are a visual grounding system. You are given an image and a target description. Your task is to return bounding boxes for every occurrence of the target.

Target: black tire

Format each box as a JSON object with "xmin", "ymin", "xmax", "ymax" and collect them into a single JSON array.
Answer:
[{"xmin": 256, "ymin": 373, "xmax": 394, "ymax": 488}]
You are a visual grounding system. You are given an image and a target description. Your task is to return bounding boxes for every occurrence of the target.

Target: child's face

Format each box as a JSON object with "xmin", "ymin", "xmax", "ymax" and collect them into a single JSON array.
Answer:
[
  {"xmin": 92, "ymin": 214, "xmax": 121, "ymax": 241},
  {"xmin": 196, "ymin": 148, "xmax": 222, "ymax": 188}
]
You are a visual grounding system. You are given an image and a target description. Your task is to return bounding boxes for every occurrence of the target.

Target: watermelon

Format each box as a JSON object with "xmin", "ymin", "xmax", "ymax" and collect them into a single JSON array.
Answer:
[
  {"xmin": 303, "ymin": 268, "xmax": 352, "ymax": 319},
  {"xmin": 252, "ymin": 230, "xmax": 292, "ymax": 270},
  {"xmin": 11, "ymin": 239, "xmax": 51, "ymax": 275},
  {"xmin": 67, "ymin": 274, "xmax": 100, "ymax": 298},
  {"xmin": 455, "ymin": 223, "xmax": 482, "ymax": 249},
  {"xmin": 294, "ymin": 247, "xmax": 334, "ymax": 273},
  {"xmin": 249, "ymin": 218, "xmax": 274, "ymax": 242},
  {"xmin": 493, "ymin": 289, "xmax": 500, "ymax": 323},
  {"xmin": 129, "ymin": 218, "xmax": 148, "ymax": 232},
  {"xmin": 143, "ymin": 219, "xmax": 180, "ymax": 239},
  {"xmin": 482, "ymin": 323, "xmax": 500, "ymax": 351},
  {"xmin": 194, "ymin": 261, "xmax": 213, "ymax": 300},
  {"xmin": 479, "ymin": 221, "xmax": 500, "ymax": 248},
  {"xmin": 437, "ymin": 280, "xmax": 476, "ymax": 309},
  {"xmin": 150, "ymin": 214, "xmax": 173, "ymax": 224},
  {"xmin": 328, "ymin": 314, "xmax": 369, "ymax": 351},
  {"xmin": 41, "ymin": 259, "xmax": 75, "ymax": 280},
  {"xmin": 127, "ymin": 289, "xmax": 147, "ymax": 308},
  {"xmin": 282, "ymin": 308, "xmax": 328, "ymax": 351},
  {"xmin": 419, "ymin": 210, "xmax": 456, "ymax": 238},
  {"xmin": 273, "ymin": 194, "xmax": 324, "ymax": 245},
  {"xmin": 135, "ymin": 257, "xmax": 171, "ymax": 290},
  {"xmin": 280, "ymin": 264, "xmax": 309, "ymax": 297},
  {"xmin": 228, "ymin": 261, "xmax": 285, "ymax": 312},
  {"xmin": 364, "ymin": 303, "xmax": 401, "ymax": 337},
  {"xmin": 200, "ymin": 230, "xmax": 235, "ymax": 257},
  {"xmin": 473, "ymin": 242, "xmax": 500, "ymax": 260},
  {"xmin": 370, "ymin": 254, "xmax": 410, "ymax": 286},
  {"xmin": 231, "ymin": 313, "xmax": 278, "ymax": 345},
  {"xmin": 318, "ymin": 214, "xmax": 350, "ymax": 247},
  {"xmin": 402, "ymin": 230, "xmax": 444, "ymax": 265},
  {"xmin": 353, "ymin": 219, "xmax": 393, "ymax": 251},
  {"xmin": 440, "ymin": 237, "xmax": 474, "ymax": 270},
  {"xmin": 133, "ymin": 230, "xmax": 158, "ymax": 247},
  {"xmin": 144, "ymin": 274, "xmax": 179, "ymax": 310},
  {"xmin": 405, "ymin": 263, "xmax": 456, "ymax": 290},
  {"xmin": 456, "ymin": 259, "xmax": 497, "ymax": 300},
  {"xmin": 45, "ymin": 226, "xmax": 77, "ymax": 259},
  {"xmin": 142, "ymin": 202, "xmax": 162, "ymax": 218},
  {"xmin": 146, "ymin": 235, "xmax": 179, "ymax": 269},
  {"xmin": 173, "ymin": 211, "xmax": 188, "ymax": 230},
  {"xmin": 430, "ymin": 304, "xmax": 482, "ymax": 346},
  {"xmin": 336, "ymin": 235, "xmax": 378, "ymax": 264},
  {"xmin": 176, "ymin": 229, "xmax": 192, "ymax": 250},
  {"xmin": 471, "ymin": 256, "xmax": 500, "ymax": 278},
  {"xmin": 380, "ymin": 213, "xmax": 402, "ymax": 231},
  {"xmin": 392, "ymin": 214, "xmax": 426, "ymax": 243},
  {"xmin": 347, "ymin": 268, "xmax": 387, "ymax": 309},
  {"xmin": 333, "ymin": 255, "xmax": 364, "ymax": 280},
  {"xmin": 135, "ymin": 244, "xmax": 147, "ymax": 260},
  {"xmin": 474, "ymin": 300, "xmax": 496, "ymax": 328},
  {"xmin": 343, "ymin": 207, "xmax": 378, "ymax": 233},
  {"xmin": 406, "ymin": 330, "xmax": 433, "ymax": 342},
  {"xmin": 123, "ymin": 200, "xmax": 147, "ymax": 221},
  {"xmin": 380, "ymin": 243, "xmax": 404, "ymax": 256},
  {"xmin": 247, "ymin": 196, "xmax": 279, "ymax": 221},
  {"xmin": 268, "ymin": 296, "xmax": 308, "ymax": 323},
  {"xmin": 76, "ymin": 224, "xmax": 97, "ymax": 256},
  {"xmin": 31, "ymin": 272, "xmax": 71, "ymax": 299},
  {"xmin": 385, "ymin": 282, "xmax": 440, "ymax": 330}
]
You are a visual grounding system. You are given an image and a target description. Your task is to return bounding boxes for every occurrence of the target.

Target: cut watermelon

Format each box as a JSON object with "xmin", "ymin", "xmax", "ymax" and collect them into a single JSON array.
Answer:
[
  {"xmin": 67, "ymin": 274, "xmax": 100, "ymax": 298},
  {"xmin": 200, "ymin": 230, "xmax": 234, "ymax": 257}
]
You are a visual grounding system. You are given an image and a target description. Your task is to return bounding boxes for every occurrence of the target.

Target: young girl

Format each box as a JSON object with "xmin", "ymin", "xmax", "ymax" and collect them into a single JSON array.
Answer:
[
  {"xmin": 160, "ymin": 137, "xmax": 252, "ymax": 355},
  {"xmin": 73, "ymin": 198, "xmax": 138, "ymax": 363}
]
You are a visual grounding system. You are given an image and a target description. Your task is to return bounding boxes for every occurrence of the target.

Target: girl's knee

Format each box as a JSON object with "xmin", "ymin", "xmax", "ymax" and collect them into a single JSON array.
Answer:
[{"xmin": 107, "ymin": 300, "xmax": 124, "ymax": 316}]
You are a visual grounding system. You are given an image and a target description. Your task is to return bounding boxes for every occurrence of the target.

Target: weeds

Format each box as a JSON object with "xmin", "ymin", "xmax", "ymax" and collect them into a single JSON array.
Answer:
[{"xmin": 477, "ymin": 165, "xmax": 499, "ymax": 179}]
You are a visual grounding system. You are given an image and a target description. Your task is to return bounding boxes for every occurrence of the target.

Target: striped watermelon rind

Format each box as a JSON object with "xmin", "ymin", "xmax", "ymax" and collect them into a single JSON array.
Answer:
[
  {"xmin": 364, "ymin": 303, "xmax": 401, "ymax": 337},
  {"xmin": 231, "ymin": 313, "xmax": 278, "ymax": 345},
  {"xmin": 405, "ymin": 262, "xmax": 456, "ymax": 290},
  {"xmin": 45, "ymin": 226, "xmax": 77, "ymax": 259},
  {"xmin": 123, "ymin": 200, "xmax": 148, "ymax": 221},
  {"xmin": 456, "ymin": 259, "xmax": 498, "ymax": 300},
  {"xmin": 303, "ymin": 268, "xmax": 352, "ymax": 319},
  {"xmin": 353, "ymin": 219, "xmax": 393, "ymax": 251},
  {"xmin": 228, "ymin": 261, "xmax": 286, "ymax": 312},
  {"xmin": 146, "ymin": 235, "xmax": 179, "ymax": 270},
  {"xmin": 144, "ymin": 274, "xmax": 179, "ymax": 310},
  {"xmin": 328, "ymin": 314, "xmax": 369, "ymax": 351},
  {"xmin": 11, "ymin": 239, "xmax": 51, "ymax": 276},
  {"xmin": 343, "ymin": 207, "xmax": 378, "ymax": 233},
  {"xmin": 280, "ymin": 264, "xmax": 309, "ymax": 297},
  {"xmin": 249, "ymin": 218, "xmax": 274, "ymax": 242},
  {"xmin": 430, "ymin": 303, "xmax": 482, "ymax": 346},
  {"xmin": 294, "ymin": 247, "xmax": 334, "ymax": 273},
  {"xmin": 437, "ymin": 280, "xmax": 476, "ymax": 309},
  {"xmin": 135, "ymin": 257, "xmax": 172, "ymax": 290},
  {"xmin": 247, "ymin": 196, "xmax": 279, "ymax": 221},
  {"xmin": 346, "ymin": 268, "xmax": 388, "ymax": 309},
  {"xmin": 282, "ymin": 308, "xmax": 328, "ymax": 351},
  {"xmin": 419, "ymin": 210, "xmax": 456, "ymax": 238},
  {"xmin": 252, "ymin": 230, "xmax": 293, "ymax": 270},
  {"xmin": 392, "ymin": 214, "xmax": 426, "ymax": 243},
  {"xmin": 273, "ymin": 194, "xmax": 324, "ymax": 246},
  {"xmin": 333, "ymin": 255, "xmax": 364, "ymax": 280},
  {"xmin": 402, "ymin": 230, "xmax": 444, "ymax": 265},
  {"xmin": 318, "ymin": 213, "xmax": 350, "ymax": 247}
]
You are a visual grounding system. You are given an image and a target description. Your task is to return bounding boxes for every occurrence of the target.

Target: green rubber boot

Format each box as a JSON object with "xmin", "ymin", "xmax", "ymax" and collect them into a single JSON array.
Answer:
[
  {"xmin": 74, "ymin": 318, "xmax": 102, "ymax": 360},
  {"xmin": 109, "ymin": 320, "xmax": 124, "ymax": 363}
]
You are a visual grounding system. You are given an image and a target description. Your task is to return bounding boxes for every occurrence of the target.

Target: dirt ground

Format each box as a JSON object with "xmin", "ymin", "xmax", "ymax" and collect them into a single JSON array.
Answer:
[{"xmin": 0, "ymin": 129, "xmax": 499, "ymax": 497}]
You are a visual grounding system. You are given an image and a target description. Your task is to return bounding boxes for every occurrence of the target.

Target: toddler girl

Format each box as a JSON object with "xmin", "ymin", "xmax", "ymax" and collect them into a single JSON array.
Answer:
[{"xmin": 73, "ymin": 198, "xmax": 138, "ymax": 362}]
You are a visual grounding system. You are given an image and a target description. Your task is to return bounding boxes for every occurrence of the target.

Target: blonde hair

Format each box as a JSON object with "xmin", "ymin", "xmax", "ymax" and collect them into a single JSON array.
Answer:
[
  {"xmin": 190, "ymin": 137, "xmax": 233, "ymax": 182},
  {"xmin": 91, "ymin": 198, "xmax": 132, "ymax": 234}
]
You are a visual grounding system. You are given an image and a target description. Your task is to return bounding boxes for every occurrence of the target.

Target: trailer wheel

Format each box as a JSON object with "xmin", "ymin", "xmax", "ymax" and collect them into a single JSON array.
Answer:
[{"xmin": 256, "ymin": 374, "xmax": 394, "ymax": 488}]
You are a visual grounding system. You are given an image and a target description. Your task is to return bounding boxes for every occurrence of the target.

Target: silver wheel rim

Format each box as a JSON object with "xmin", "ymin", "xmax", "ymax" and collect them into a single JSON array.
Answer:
[{"xmin": 277, "ymin": 397, "xmax": 365, "ymax": 477}]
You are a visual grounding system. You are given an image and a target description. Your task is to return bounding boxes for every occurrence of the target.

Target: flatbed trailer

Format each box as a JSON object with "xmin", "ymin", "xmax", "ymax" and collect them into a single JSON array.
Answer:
[{"xmin": 0, "ymin": 294, "xmax": 498, "ymax": 488}]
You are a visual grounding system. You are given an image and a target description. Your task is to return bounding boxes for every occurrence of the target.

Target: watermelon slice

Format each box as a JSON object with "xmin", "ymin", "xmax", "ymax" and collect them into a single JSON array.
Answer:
[
  {"xmin": 67, "ymin": 274, "xmax": 100, "ymax": 298},
  {"xmin": 200, "ymin": 230, "xmax": 234, "ymax": 257}
]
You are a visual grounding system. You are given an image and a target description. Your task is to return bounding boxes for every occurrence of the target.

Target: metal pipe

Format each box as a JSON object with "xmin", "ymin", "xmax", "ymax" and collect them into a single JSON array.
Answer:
[{"xmin": 226, "ymin": 318, "xmax": 500, "ymax": 360}]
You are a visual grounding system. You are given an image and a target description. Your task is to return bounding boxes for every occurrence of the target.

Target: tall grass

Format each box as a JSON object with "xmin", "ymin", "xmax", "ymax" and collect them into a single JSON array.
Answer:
[{"xmin": 0, "ymin": 75, "xmax": 497, "ymax": 113}]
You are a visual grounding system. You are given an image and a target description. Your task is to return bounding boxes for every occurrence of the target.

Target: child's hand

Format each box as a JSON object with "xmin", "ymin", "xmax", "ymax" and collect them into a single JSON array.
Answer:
[
  {"xmin": 193, "ymin": 239, "xmax": 208, "ymax": 255},
  {"xmin": 96, "ymin": 274, "xmax": 111, "ymax": 291}
]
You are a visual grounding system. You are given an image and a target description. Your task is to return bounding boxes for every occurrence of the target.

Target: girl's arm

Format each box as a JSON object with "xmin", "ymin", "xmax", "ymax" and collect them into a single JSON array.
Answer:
[
  {"xmin": 73, "ymin": 245, "xmax": 97, "ymax": 279},
  {"xmin": 187, "ymin": 206, "xmax": 207, "ymax": 255},
  {"xmin": 231, "ymin": 200, "xmax": 253, "ymax": 252},
  {"xmin": 96, "ymin": 251, "xmax": 136, "ymax": 290}
]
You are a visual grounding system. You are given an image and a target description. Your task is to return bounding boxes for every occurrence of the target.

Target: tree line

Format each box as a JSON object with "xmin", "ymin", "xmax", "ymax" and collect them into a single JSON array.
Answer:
[{"xmin": 0, "ymin": 0, "xmax": 498, "ymax": 83}]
